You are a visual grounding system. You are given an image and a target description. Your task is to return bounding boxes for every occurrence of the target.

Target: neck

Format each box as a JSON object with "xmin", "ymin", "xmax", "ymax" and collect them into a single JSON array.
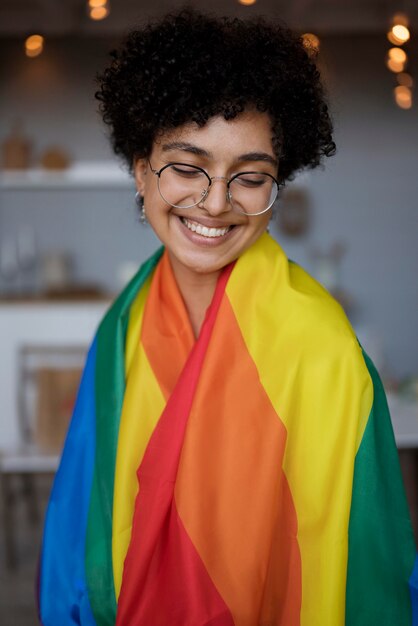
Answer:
[{"xmin": 168, "ymin": 253, "xmax": 221, "ymax": 339}]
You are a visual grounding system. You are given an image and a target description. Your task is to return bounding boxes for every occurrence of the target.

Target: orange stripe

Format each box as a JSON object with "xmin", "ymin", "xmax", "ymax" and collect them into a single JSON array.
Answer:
[
  {"xmin": 175, "ymin": 295, "xmax": 302, "ymax": 625},
  {"xmin": 141, "ymin": 251, "xmax": 195, "ymax": 400}
]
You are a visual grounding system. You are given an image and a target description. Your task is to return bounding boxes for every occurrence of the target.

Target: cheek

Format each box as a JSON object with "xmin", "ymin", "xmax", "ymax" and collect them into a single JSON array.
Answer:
[
  {"xmin": 142, "ymin": 172, "xmax": 163, "ymax": 203},
  {"xmin": 144, "ymin": 198, "xmax": 174, "ymax": 240},
  {"xmin": 251, "ymin": 214, "xmax": 271, "ymax": 236},
  {"xmin": 143, "ymin": 185, "xmax": 157, "ymax": 208}
]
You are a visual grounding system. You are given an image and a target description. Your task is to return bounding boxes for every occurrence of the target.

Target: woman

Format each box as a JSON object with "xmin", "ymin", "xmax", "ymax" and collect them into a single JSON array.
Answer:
[{"xmin": 38, "ymin": 9, "xmax": 417, "ymax": 626}]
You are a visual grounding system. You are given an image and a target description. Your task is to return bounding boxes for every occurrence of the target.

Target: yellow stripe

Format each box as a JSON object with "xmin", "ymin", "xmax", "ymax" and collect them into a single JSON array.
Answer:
[
  {"xmin": 112, "ymin": 276, "xmax": 165, "ymax": 598},
  {"xmin": 226, "ymin": 233, "xmax": 373, "ymax": 625},
  {"xmin": 124, "ymin": 275, "xmax": 152, "ymax": 376}
]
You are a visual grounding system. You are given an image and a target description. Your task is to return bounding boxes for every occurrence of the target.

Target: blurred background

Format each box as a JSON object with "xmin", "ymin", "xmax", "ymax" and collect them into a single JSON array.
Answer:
[{"xmin": 0, "ymin": 0, "xmax": 417, "ymax": 623}]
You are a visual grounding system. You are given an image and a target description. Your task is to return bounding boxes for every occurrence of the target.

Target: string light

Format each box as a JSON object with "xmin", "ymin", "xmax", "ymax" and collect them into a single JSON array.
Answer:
[
  {"xmin": 386, "ymin": 47, "xmax": 408, "ymax": 73},
  {"xmin": 90, "ymin": 6, "xmax": 109, "ymax": 20},
  {"xmin": 385, "ymin": 13, "xmax": 414, "ymax": 109},
  {"xmin": 388, "ymin": 47, "xmax": 407, "ymax": 64},
  {"xmin": 388, "ymin": 24, "xmax": 410, "ymax": 45},
  {"xmin": 394, "ymin": 85, "xmax": 413, "ymax": 109},
  {"xmin": 392, "ymin": 12, "xmax": 409, "ymax": 27},
  {"xmin": 88, "ymin": 0, "xmax": 110, "ymax": 20},
  {"xmin": 387, "ymin": 31, "xmax": 402, "ymax": 45},
  {"xmin": 397, "ymin": 72, "xmax": 414, "ymax": 88},
  {"xmin": 387, "ymin": 13, "xmax": 410, "ymax": 46},
  {"xmin": 386, "ymin": 57, "xmax": 405, "ymax": 73},
  {"xmin": 302, "ymin": 33, "xmax": 320, "ymax": 54},
  {"xmin": 25, "ymin": 34, "xmax": 44, "ymax": 58},
  {"xmin": 392, "ymin": 24, "xmax": 410, "ymax": 43}
]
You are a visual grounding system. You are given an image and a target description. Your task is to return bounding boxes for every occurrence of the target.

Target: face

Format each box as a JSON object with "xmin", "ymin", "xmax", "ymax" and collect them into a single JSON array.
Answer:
[{"xmin": 134, "ymin": 110, "xmax": 278, "ymax": 283}]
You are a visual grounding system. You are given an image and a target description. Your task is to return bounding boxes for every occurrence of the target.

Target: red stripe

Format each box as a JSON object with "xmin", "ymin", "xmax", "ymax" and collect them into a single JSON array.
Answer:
[{"xmin": 116, "ymin": 264, "xmax": 234, "ymax": 626}]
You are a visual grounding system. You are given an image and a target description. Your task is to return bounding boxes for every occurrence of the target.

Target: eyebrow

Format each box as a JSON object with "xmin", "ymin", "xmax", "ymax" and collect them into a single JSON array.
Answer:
[
  {"xmin": 238, "ymin": 152, "xmax": 278, "ymax": 167},
  {"xmin": 161, "ymin": 142, "xmax": 278, "ymax": 167},
  {"xmin": 162, "ymin": 142, "xmax": 209, "ymax": 158}
]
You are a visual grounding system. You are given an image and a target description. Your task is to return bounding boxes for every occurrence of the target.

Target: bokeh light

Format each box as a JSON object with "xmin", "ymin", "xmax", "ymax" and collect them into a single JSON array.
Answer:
[
  {"xmin": 388, "ymin": 47, "xmax": 407, "ymax": 64},
  {"xmin": 391, "ymin": 24, "xmax": 410, "ymax": 44},
  {"xmin": 394, "ymin": 85, "xmax": 413, "ymax": 109},
  {"xmin": 302, "ymin": 33, "xmax": 320, "ymax": 54},
  {"xmin": 89, "ymin": 5, "xmax": 109, "ymax": 20},
  {"xmin": 25, "ymin": 34, "xmax": 44, "ymax": 58},
  {"xmin": 386, "ymin": 57, "xmax": 406, "ymax": 73},
  {"xmin": 397, "ymin": 72, "xmax": 414, "ymax": 88},
  {"xmin": 392, "ymin": 12, "xmax": 409, "ymax": 27}
]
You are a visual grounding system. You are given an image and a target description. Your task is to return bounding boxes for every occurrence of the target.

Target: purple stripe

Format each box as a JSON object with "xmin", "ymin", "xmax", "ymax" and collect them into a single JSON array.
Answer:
[{"xmin": 410, "ymin": 553, "xmax": 418, "ymax": 625}]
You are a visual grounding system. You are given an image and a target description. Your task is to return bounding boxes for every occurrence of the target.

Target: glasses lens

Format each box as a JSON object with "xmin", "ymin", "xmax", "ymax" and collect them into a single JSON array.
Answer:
[
  {"xmin": 158, "ymin": 163, "xmax": 209, "ymax": 209},
  {"xmin": 229, "ymin": 173, "xmax": 278, "ymax": 215}
]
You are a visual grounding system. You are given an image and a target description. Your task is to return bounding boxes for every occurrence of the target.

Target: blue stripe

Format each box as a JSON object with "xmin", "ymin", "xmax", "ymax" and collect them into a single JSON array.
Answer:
[
  {"xmin": 39, "ymin": 338, "xmax": 98, "ymax": 625},
  {"xmin": 410, "ymin": 554, "xmax": 418, "ymax": 626}
]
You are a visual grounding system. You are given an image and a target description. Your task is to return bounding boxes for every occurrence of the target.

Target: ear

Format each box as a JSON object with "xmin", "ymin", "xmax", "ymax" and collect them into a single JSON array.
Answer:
[{"xmin": 133, "ymin": 158, "xmax": 148, "ymax": 196}]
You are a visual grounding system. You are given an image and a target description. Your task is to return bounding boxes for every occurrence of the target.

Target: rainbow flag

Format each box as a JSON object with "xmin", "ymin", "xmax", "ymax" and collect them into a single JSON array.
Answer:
[{"xmin": 39, "ymin": 233, "xmax": 418, "ymax": 625}]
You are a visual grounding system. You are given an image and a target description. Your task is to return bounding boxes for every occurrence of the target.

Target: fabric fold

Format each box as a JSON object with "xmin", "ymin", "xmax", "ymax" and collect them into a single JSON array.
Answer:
[{"xmin": 39, "ymin": 234, "xmax": 417, "ymax": 626}]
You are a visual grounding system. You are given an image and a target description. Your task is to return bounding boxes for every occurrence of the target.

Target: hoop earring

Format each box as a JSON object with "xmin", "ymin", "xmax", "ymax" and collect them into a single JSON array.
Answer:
[{"xmin": 135, "ymin": 191, "xmax": 148, "ymax": 225}]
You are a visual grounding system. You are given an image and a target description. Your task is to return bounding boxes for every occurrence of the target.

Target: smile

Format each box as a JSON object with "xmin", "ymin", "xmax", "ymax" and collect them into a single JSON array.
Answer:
[{"xmin": 180, "ymin": 217, "xmax": 233, "ymax": 238}]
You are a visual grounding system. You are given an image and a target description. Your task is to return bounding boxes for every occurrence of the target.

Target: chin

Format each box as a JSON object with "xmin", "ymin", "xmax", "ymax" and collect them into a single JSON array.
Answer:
[{"xmin": 174, "ymin": 249, "xmax": 234, "ymax": 277}]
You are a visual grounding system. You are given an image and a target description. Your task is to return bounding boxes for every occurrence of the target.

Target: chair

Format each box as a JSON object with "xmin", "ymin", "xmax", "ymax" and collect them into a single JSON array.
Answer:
[{"xmin": 0, "ymin": 344, "xmax": 86, "ymax": 569}]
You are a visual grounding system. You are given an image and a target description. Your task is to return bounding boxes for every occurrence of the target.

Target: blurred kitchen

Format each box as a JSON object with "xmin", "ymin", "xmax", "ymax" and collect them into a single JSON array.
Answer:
[{"xmin": 0, "ymin": 0, "xmax": 417, "ymax": 623}]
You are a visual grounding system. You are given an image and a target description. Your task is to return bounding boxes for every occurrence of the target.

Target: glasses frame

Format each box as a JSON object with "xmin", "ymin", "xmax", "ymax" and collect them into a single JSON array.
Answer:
[{"xmin": 148, "ymin": 160, "xmax": 279, "ymax": 216}]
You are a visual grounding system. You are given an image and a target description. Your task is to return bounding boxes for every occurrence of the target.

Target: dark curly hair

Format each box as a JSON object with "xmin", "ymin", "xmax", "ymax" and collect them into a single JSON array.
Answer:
[{"xmin": 96, "ymin": 8, "xmax": 335, "ymax": 184}]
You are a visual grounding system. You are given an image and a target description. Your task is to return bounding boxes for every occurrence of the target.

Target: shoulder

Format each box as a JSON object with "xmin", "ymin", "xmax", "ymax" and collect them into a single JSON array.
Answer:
[
  {"xmin": 278, "ymin": 254, "xmax": 374, "ymax": 442},
  {"xmin": 287, "ymin": 259, "xmax": 354, "ymax": 338},
  {"xmin": 285, "ymin": 259, "xmax": 366, "ymax": 371},
  {"xmin": 257, "ymin": 234, "xmax": 359, "ymax": 355},
  {"xmin": 231, "ymin": 234, "xmax": 369, "ymax": 379}
]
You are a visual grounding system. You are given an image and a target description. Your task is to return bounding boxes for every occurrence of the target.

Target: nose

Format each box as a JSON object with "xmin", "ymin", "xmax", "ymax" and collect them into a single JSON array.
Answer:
[{"xmin": 200, "ymin": 178, "xmax": 231, "ymax": 216}]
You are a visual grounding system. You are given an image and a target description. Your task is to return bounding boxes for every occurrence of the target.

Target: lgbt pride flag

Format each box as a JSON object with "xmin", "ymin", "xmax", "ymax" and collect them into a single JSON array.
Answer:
[{"xmin": 39, "ymin": 233, "xmax": 418, "ymax": 625}]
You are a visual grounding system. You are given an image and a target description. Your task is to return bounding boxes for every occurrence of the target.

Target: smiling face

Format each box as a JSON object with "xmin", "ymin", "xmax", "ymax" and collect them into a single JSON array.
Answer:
[{"xmin": 134, "ymin": 110, "xmax": 278, "ymax": 284}]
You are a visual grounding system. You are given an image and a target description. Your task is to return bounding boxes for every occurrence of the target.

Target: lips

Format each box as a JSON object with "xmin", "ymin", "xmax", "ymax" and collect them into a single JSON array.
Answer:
[{"xmin": 180, "ymin": 217, "xmax": 234, "ymax": 239}]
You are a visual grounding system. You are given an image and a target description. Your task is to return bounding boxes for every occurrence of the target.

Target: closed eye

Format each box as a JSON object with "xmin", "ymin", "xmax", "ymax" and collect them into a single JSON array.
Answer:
[
  {"xmin": 233, "ymin": 173, "xmax": 270, "ymax": 187},
  {"xmin": 170, "ymin": 164, "xmax": 206, "ymax": 178}
]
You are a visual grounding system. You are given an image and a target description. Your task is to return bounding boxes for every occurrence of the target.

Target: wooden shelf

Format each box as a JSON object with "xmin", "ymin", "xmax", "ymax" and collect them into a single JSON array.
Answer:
[{"xmin": 0, "ymin": 162, "xmax": 133, "ymax": 190}]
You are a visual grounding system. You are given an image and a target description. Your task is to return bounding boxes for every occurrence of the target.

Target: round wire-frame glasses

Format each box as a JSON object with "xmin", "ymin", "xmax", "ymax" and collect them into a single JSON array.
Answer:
[{"xmin": 148, "ymin": 161, "xmax": 279, "ymax": 216}]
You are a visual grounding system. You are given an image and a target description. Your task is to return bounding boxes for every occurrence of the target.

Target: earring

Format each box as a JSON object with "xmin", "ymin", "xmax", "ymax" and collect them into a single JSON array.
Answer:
[{"xmin": 135, "ymin": 191, "xmax": 148, "ymax": 225}]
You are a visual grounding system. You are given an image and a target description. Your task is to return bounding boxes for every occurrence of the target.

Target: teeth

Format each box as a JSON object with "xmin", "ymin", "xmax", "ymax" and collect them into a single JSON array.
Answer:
[{"xmin": 181, "ymin": 218, "xmax": 231, "ymax": 238}]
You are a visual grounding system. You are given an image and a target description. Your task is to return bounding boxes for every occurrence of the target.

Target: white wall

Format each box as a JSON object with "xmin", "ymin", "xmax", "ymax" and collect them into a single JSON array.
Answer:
[{"xmin": 0, "ymin": 35, "xmax": 417, "ymax": 379}]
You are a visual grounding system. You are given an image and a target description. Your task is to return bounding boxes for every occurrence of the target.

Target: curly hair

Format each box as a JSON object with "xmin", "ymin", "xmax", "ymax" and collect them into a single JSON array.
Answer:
[{"xmin": 96, "ymin": 8, "xmax": 335, "ymax": 184}]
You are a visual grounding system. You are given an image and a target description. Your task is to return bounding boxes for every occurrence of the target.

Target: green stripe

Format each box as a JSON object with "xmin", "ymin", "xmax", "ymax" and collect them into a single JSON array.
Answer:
[
  {"xmin": 85, "ymin": 247, "xmax": 164, "ymax": 625},
  {"xmin": 346, "ymin": 349, "xmax": 416, "ymax": 625}
]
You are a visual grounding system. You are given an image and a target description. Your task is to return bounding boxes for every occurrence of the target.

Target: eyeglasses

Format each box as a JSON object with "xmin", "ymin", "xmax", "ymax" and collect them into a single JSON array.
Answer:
[{"xmin": 148, "ymin": 161, "xmax": 279, "ymax": 216}]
